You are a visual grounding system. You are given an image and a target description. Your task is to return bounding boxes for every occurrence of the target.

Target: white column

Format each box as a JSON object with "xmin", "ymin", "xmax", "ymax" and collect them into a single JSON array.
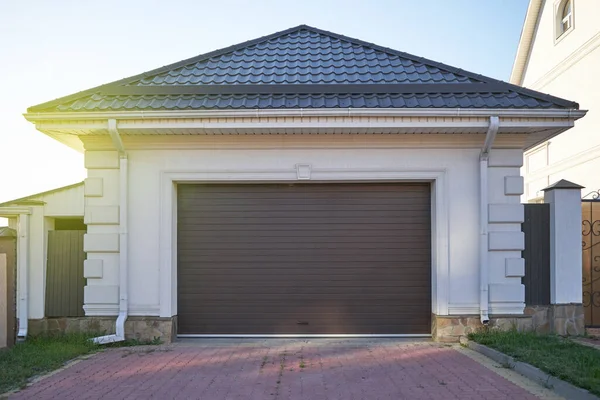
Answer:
[{"xmin": 544, "ymin": 180, "xmax": 584, "ymax": 304}]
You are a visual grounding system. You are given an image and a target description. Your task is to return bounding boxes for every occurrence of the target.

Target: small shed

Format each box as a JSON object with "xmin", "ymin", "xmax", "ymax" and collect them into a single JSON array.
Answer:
[{"xmin": 0, "ymin": 183, "xmax": 85, "ymax": 338}]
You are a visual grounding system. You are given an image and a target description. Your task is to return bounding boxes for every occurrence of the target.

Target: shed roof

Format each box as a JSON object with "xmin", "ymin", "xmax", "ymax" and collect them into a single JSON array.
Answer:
[
  {"xmin": 28, "ymin": 25, "xmax": 578, "ymax": 113},
  {"xmin": 0, "ymin": 182, "xmax": 84, "ymax": 207}
]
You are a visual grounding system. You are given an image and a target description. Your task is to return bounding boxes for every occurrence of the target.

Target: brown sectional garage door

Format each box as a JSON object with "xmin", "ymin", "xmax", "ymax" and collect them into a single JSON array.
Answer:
[{"xmin": 177, "ymin": 183, "xmax": 431, "ymax": 335}]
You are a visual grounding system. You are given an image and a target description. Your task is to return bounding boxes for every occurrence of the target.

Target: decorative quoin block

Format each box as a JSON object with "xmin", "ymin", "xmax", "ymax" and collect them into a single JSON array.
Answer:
[
  {"xmin": 83, "ymin": 260, "xmax": 104, "ymax": 279},
  {"xmin": 504, "ymin": 176, "xmax": 525, "ymax": 195},
  {"xmin": 84, "ymin": 178, "xmax": 104, "ymax": 197},
  {"xmin": 488, "ymin": 151, "xmax": 523, "ymax": 168},
  {"xmin": 489, "ymin": 283, "xmax": 525, "ymax": 302},
  {"xmin": 489, "ymin": 232, "xmax": 525, "ymax": 251},
  {"xmin": 85, "ymin": 151, "xmax": 119, "ymax": 169},
  {"xmin": 84, "ymin": 285, "xmax": 119, "ymax": 304},
  {"xmin": 488, "ymin": 204, "xmax": 524, "ymax": 223},
  {"xmin": 505, "ymin": 258, "xmax": 525, "ymax": 277},
  {"xmin": 84, "ymin": 234, "xmax": 119, "ymax": 252},
  {"xmin": 84, "ymin": 206, "xmax": 119, "ymax": 225}
]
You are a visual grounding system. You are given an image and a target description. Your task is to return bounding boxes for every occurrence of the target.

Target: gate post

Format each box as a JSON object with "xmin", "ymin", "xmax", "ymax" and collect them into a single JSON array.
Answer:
[{"xmin": 543, "ymin": 179, "xmax": 584, "ymax": 335}]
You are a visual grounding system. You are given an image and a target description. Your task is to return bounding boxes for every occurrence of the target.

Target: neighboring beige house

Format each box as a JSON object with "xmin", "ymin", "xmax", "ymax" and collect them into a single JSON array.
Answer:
[{"xmin": 511, "ymin": 0, "xmax": 600, "ymax": 201}]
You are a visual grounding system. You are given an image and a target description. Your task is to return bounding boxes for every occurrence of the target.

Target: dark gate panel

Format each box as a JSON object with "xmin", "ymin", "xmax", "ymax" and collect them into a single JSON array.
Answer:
[
  {"xmin": 177, "ymin": 183, "xmax": 432, "ymax": 335},
  {"xmin": 45, "ymin": 230, "xmax": 86, "ymax": 317},
  {"xmin": 582, "ymin": 201, "xmax": 600, "ymax": 327},
  {"xmin": 522, "ymin": 203, "xmax": 550, "ymax": 305}
]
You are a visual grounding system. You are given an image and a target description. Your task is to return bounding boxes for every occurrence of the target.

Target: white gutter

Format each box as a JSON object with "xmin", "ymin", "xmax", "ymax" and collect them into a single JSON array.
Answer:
[
  {"xmin": 17, "ymin": 213, "xmax": 30, "ymax": 339},
  {"xmin": 23, "ymin": 108, "xmax": 587, "ymax": 122},
  {"xmin": 92, "ymin": 119, "xmax": 129, "ymax": 344},
  {"xmin": 479, "ymin": 116, "xmax": 500, "ymax": 325}
]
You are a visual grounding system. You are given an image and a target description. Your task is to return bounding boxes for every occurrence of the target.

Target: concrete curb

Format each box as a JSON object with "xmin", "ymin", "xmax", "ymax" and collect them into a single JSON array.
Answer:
[{"xmin": 460, "ymin": 337, "xmax": 600, "ymax": 400}]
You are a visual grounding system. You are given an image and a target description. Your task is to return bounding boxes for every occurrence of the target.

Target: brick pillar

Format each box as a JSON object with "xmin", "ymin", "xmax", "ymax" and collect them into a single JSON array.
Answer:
[{"xmin": 543, "ymin": 179, "xmax": 584, "ymax": 335}]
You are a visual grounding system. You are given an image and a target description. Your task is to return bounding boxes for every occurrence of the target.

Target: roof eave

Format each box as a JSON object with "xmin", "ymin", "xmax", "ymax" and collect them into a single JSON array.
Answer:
[{"xmin": 24, "ymin": 107, "xmax": 587, "ymax": 123}]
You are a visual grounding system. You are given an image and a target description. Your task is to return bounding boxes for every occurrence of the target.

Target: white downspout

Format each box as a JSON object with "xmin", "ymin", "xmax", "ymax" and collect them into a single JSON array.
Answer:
[
  {"xmin": 479, "ymin": 116, "xmax": 500, "ymax": 325},
  {"xmin": 17, "ymin": 213, "xmax": 29, "ymax": 340},
  {"xmin": 92, "ymin": 119, "xmax": 128, "ymax": 344}
]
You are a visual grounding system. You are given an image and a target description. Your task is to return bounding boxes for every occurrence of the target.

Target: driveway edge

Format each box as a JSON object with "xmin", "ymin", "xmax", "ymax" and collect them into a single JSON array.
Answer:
[{"xmin": 459, "ymin": 337, "xmax": 600, "ymax": 400}]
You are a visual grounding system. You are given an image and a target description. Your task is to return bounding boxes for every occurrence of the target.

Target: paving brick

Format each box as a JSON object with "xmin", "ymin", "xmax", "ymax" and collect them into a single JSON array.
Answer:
[{"xmin": 9, "ymin": 340, "xmax": 557, "ymax": 400}]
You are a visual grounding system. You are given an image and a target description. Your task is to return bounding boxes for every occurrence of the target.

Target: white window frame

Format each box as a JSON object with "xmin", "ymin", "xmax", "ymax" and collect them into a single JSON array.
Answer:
[{"xmin": 555, "ymin": 0, "xmax": 574, "ymax": 44}]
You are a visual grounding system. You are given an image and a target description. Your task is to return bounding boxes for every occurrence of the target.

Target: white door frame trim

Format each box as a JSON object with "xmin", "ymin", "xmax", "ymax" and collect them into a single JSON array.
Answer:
[{"xmin": 157, "ymin": 167, "xmax": 450, "ymax": 319}]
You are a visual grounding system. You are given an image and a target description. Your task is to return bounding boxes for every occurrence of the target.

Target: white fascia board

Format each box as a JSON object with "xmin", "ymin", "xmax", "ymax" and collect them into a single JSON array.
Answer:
[
  {"xmin": 23, "ymin": 108, "xmax": 587, "ymax": 122},
  {"xmin": 510, "ymin": 0, "xmax": 543, "ymax": 85},
  {"xmin": 30, "ymin": 112, "xmax": 586, "ymax": 137}
]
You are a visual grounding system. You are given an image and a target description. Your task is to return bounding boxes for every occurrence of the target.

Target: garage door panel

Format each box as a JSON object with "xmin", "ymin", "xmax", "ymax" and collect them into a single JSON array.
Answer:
[
  {"xmin": 180, "ymin": 303, "xmax": 430, "ymax": 312},
  {"xmin": 180, "ymin": 271, "xmax": 431, "ymax": 280},
  {"xmin": 178, "ymin": 206, "xmax": 429, "ymax": 217},
  {"xmin": 179, "ymin": 188, "xmax": 427, "ymax": 198},
  {"xmin": 179, "ymin": 322, "xmax": 429, "ymax": 335},
  {"xmin": 178, "ymin": 224, "xmax": 429, "ymax": 232},
  {"xmin": 178, "ymin": 292, "xmax": 432, "ymax": 302},
  {"xmin": 178, "ymin": 235, "xmax": 430, "ymax": 245},
  {"xmin": 177, "ymin": 183, "xmax": 431, "ymax": 335},
  {"xmin": 178, "ymin": 231, "xmax": 430, "ymax": 240},
  {"xmin": 179, "ymin": 256, "xmax": 431, "ymax": 264},
  {"xmin": 179, "ymin": 263, "xmax": 430, "ymax": 271},
  {"xmin": 178, "ymin": 196, "xmax": 428, "ymax": 206},
  {"xmin": 179, "ymin": 247, "xmax": 430, "ymax": 256}
]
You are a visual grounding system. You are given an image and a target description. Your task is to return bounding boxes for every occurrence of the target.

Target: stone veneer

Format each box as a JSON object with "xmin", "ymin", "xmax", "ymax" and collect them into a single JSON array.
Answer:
[
  {"xmin": 26, "ymin": 306, "xmax": 583, "ymax": 343},
  {"xmin": 27, "ymin": 316, "xmax": 177, "ymax": 343},
  {"xmin": 549, "ymin": 304, "xmax": 584, "ymax": 336},
  {"xmin": 432, "ymin": 304, "xmax": 584, "ymax": 342},
  {"xmin": 432, "ymin": 314, "xmax": 532, "ymax": 342}
]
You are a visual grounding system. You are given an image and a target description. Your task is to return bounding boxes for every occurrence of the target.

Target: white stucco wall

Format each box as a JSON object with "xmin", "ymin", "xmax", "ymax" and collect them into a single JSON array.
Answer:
[
  {"xmin": 521, "ymin": 0, "xmax": 600, "ymax": 199},
  {"xmin": 82, "ymin": 143, "xmax": 525, "ymax": 319}
]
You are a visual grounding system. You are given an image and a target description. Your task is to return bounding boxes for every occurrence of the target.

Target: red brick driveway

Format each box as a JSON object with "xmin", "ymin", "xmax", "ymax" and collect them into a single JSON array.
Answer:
[{"xmin": 10, "ymin": 339, "xmax": 549, "ymax": 399}]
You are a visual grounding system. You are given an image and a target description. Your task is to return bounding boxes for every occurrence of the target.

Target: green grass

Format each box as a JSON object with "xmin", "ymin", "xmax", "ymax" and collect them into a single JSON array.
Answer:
[
  {"xmin": 468, "ymin": 329, "xmax": 600, "ymax": 396},
  {"xmin": 0, "ymin": 333, "xmax": 161, "ymax": 394},
  {"xmin": 0, "ymin": 333, "xmax": 101, "ymax": 394}
]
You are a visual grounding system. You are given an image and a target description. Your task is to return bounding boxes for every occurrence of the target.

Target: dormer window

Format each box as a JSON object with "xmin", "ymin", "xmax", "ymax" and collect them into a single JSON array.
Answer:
[{"xmin": 556, "ymin": 0, "xmax": 574, "ymax": 42}]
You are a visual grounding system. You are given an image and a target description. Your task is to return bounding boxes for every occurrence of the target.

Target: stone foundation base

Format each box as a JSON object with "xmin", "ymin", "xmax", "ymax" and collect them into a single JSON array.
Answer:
[
  {"xmin": 432, "ymin": 314, "xmax": 532, "ymax": 343},
  {"xmin": 432, "ymin": 304, "xmax": 584, "ymax": 342},
  {"xmin": 586, "ymin": 327, "xmax": 600, "ymax": 338},
  {"xmin": 28, "ymin": 316, "xmax": 178, "ymax": 343}
]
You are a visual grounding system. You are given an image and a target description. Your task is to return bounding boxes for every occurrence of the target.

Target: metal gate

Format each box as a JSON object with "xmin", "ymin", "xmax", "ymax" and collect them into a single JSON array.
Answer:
[
  {"xmin": 522, "ymin": 204, "xmax": 551, "ymax": 305},
  {"xmin": 583, "ymin": 194, "xmax": 600, "ymax": 327}
]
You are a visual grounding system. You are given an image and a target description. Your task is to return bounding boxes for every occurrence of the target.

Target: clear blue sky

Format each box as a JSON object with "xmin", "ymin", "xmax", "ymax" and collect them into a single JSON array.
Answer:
[{"xmin": 0, "ymin": 0, "xmax": 528, "ymax": 206}]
